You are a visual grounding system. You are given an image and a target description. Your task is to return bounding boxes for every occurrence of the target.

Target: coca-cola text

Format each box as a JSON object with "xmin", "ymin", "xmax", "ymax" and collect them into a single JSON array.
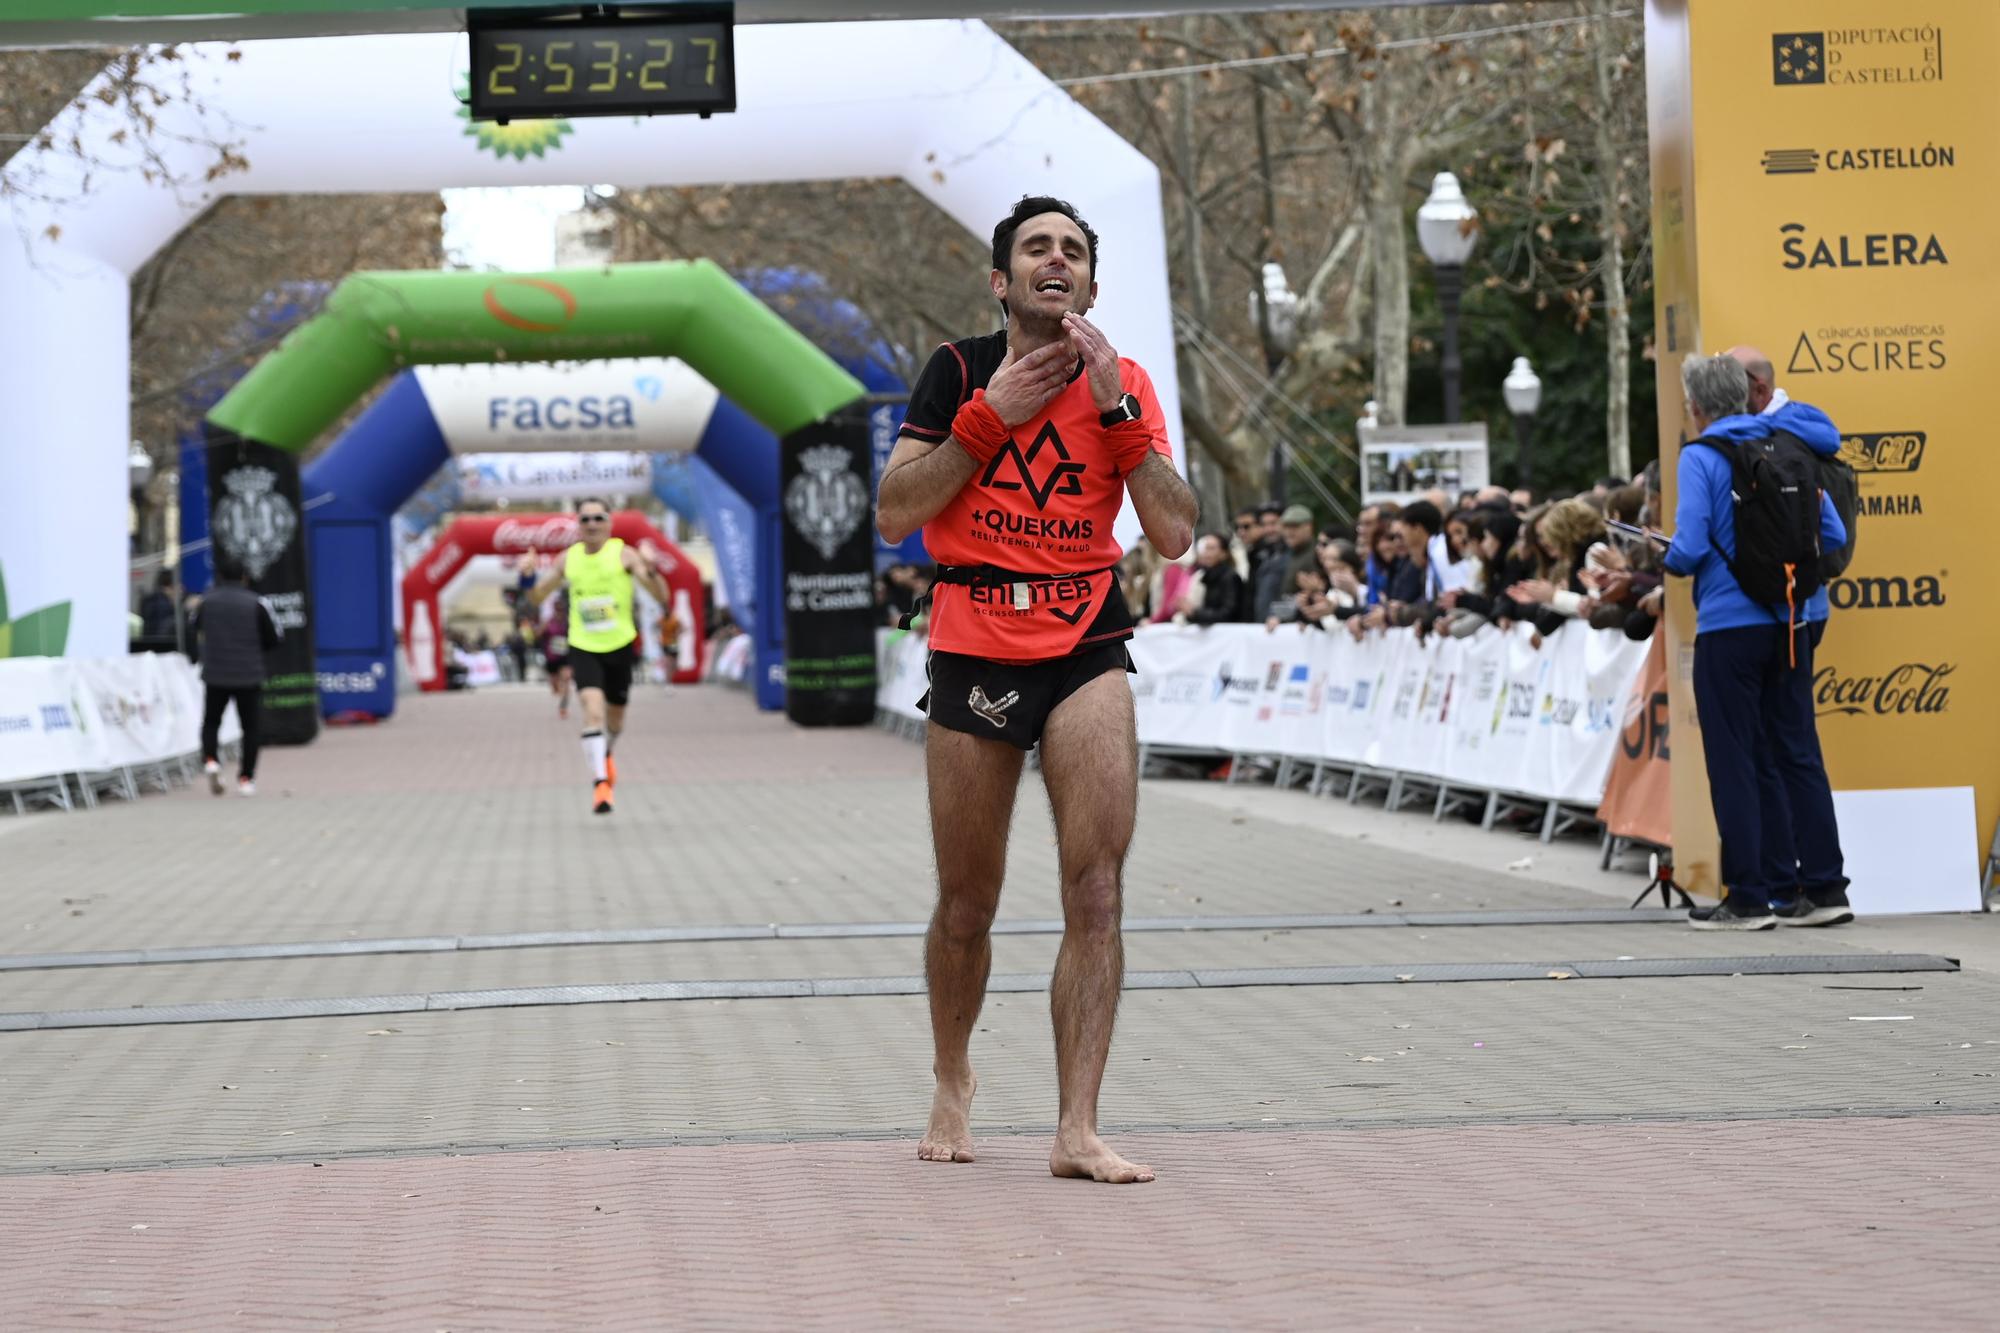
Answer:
[{"xmin": 1814, "ymin": 662, "xmax": 1952, "ymax": 717}]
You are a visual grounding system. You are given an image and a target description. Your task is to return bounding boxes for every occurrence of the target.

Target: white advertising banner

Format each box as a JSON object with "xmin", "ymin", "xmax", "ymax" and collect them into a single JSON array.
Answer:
[
  {"xmin": 875, "ymin": 629, "xmax": 929, "ymax": 723},
  {"xmin": 1128, "ymin": 624, "xmax": 1235, "ymax": 754},
  {"xmin": 71, "ymin": 655, "xmax": 184, "ymax": 770},
  {"xmin": 414, "ymin": 359, "xmax": 720, "ymax": 455},
  {"xmin": 1218, "ymin": 628, "xmax": 1318, "ymax": 760},
  {"xmin": 890, "ymin": 622, "xmax": 1650, "ymax": 810},
  {"xmin": 0, "ymin": 658, "xmax": 92, "ymax": 784},
  {"xmin": 457, "ymin": 452, "xmax": 653, "ymax": 502},
  {"xmin": 0, "ymin": 653, "xmax": 226, "ymax": 785}
]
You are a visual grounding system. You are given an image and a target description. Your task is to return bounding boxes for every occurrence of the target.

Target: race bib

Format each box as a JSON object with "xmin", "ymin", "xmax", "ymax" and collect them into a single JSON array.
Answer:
[{"xmin": 576, "ymin": 596, "xmax": 618, "ymax": 627}]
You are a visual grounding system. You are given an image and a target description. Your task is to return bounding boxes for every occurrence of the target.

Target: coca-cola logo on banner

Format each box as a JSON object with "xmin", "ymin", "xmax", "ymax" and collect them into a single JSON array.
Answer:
[
  {"xmin": 494, "ymin": 517, "xmax": 581, "ymax": 551},
  {"xmin": 1814, "ymin": 661, "xmax": 1953, "ymax": 717},
  {"xmin": 424, "ymin": 541, "xmax": 465, "ymax": 584}
]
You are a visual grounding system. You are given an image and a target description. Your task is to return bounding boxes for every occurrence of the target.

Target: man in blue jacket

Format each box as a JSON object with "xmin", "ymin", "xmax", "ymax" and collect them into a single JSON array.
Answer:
[
  {"xmin": 1729, "ymin": 345, "xmax": 1855, "ymax": 924},
  {"xmin": 1665, "ymin": 354, "xmax": 1849, "ymax": 930}
]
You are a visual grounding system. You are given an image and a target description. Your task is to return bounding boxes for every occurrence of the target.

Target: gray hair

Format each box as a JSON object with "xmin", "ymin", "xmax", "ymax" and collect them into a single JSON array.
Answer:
[{"xmin": 1681, "ymin": 353, "xmax": 1749, "ymax": 421}]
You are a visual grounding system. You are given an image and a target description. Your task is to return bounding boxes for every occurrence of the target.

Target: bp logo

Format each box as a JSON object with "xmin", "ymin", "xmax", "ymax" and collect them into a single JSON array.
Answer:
[
  {"xmin": 456, "ymin": 76, "xmax": 572, "ymax": 161},
  {"xmin": 784, "ymin": 445, "xmax": 867, "ymax": 563},
  {"xmin": 213, "ymin": 466, "xmax": 297, "ymax": 581}
]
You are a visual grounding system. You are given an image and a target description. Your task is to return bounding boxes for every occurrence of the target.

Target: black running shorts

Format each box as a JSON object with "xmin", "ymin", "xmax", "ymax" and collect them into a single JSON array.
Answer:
[
  {"xmin": 920, "ymin": 640, "xmax": 1133, "ymax": 751},
  {"xmin": 569, "ymin": 643, "xmax": 636, "ymax": 706}
]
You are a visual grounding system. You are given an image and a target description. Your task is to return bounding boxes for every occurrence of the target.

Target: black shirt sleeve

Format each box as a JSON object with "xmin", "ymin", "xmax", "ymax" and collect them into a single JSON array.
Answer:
[{"xmin": 897, "ymin": 342, "xmax": 970, "ymax": 443}]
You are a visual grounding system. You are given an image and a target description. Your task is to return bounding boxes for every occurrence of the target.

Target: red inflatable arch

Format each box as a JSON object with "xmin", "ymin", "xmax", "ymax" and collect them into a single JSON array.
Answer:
[{"xmin": 401, "ymin": 512, "xmax": 705, "ymax": 692}]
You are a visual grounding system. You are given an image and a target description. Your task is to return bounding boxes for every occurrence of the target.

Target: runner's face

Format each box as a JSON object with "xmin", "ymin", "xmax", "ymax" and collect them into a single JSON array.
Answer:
[
  {"xmin": 995, "ymin": 212, "xmax": 1095, "ymax": 326},
  {"xmin": 577, "ymin": 506, "xmax": 610, "ymax": 548}
]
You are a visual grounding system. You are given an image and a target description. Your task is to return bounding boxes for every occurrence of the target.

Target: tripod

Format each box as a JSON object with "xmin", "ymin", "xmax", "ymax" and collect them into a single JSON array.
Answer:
[{"xmin": 1631, "ymin": 850, "xmax": 1696, "ymax": 911}]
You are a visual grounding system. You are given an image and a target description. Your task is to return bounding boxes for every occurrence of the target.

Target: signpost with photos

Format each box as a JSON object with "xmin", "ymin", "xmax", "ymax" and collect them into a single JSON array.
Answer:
[
  {"xmin": 1646, "ymin": 0, "xmax": 1995, "ymax": 910},
  {"xmin": 1358, "ymin": 423, "xmax": 1490, "ymax": 507}
]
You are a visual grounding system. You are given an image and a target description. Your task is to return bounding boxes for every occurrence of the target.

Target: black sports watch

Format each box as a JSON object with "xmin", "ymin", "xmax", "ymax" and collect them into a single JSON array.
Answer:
[{"xmin": 1099, "ymin": 393, "xmax": 1143, "ymax": 428}]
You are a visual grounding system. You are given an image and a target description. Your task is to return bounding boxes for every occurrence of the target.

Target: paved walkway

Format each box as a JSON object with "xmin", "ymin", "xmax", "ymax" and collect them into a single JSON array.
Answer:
[{"xmin": 3, "ymin": 683, "xmax": 1996, "ymax": 1328}]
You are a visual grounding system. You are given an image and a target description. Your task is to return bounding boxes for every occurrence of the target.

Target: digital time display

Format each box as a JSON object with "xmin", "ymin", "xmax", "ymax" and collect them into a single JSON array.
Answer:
[{"xmin": 468, "ymin": 5, "xmax": 736, "ymax": 122}]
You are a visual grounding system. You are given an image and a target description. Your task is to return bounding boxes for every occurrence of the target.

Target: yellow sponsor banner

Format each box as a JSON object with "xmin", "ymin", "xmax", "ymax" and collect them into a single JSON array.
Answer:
[{"xmin": 1647, "ymin": 0, "xmax": 1995, "ymax": 896}]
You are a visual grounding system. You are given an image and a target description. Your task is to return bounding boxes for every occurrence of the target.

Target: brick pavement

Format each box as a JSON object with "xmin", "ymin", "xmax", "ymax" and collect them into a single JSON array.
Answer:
[
  {"xmin": 3, "ymin": 1118, "xmax": 1996, "ymax": 1330},
  {"xmin": 3, "ymin": 684, "xmax": 1997, "ymax": 1327}
]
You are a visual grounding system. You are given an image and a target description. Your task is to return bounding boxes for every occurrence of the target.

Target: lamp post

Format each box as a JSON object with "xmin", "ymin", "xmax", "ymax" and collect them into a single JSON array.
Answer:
[
  {"xmin": 1501, "ymin": 356, "xmax": 1542, "ymax": 493},
  {"xmin": 128, "ymin": 440, "xmax": 155, "ymax": 557},
  {"xmin": 1249, "ymin": 259, "xmax": 1301, "ymax": 503},
  {"xmin": 1415, "ymin": 171, "xmax": 1480, "ymax": 424}
]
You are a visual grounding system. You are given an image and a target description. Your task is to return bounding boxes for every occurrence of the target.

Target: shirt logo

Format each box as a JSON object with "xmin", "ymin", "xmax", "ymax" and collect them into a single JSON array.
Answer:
[
  {"xmin": 980, "ymin": 422, "xmax": 1087, "ymax": 510},
  {"xmin": 967, "ymin": 685, "xmax": 1020, "ymax": 728}
]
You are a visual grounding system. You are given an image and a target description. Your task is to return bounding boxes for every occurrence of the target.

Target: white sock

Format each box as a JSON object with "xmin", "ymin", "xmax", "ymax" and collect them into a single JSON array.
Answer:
[{"xmin": 581, "ymin": 730, "xmax": 608, "ymax": 783}]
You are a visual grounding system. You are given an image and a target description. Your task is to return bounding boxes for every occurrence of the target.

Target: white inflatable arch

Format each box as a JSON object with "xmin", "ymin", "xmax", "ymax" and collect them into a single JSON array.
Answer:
[{"xmin": 0, "ymin": 20, "xmax": 1176, "ymax": 656}]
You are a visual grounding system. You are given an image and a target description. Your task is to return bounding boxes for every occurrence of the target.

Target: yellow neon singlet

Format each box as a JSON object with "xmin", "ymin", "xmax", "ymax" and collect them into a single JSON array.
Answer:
[{"xmin": 564, "ymin": 538, "xmax": 637, "ymax": 653}]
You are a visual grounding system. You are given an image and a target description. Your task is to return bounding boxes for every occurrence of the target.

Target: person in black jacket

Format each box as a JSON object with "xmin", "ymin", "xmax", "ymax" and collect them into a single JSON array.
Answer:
[
  {"xmin": 1176, "ymin": 532, "xmax": 1248, "ymax": 625},
  {"xmin": 191, "ymin": 558, "xmax": 280, "ymax": 797}
]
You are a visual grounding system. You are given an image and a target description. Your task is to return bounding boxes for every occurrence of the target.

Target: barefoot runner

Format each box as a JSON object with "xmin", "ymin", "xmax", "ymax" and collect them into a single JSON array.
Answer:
[
  {"xmin": 525, "ymin": 501, "xmax": 671, "ymax": 815},
  {"xmin": 876, "ymin": 196, "xmax": 1197, "ymax": 1183}
]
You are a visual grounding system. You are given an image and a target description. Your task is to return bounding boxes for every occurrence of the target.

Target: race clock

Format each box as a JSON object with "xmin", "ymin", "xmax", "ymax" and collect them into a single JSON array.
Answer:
[{"xmin": 468, "ymin": 5, "xmax": 736, "ymax": 122}]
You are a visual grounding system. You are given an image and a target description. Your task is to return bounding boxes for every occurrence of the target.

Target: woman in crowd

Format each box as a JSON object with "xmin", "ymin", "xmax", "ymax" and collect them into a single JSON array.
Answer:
[
  {"xmin": 1363, "ymin": 521, "xmax": 1404, "ymax": 607},
  {"xmin": 1507, "ymin": 497, "xmax": 1609, "ymax": 622},
  {"xmin": 1118, "ymin": 541, "xmax": 1160, "ymax": 622},
  {"xmin": 1317, "ymin": 533, "xmax": 1365, "ymax": 611}
]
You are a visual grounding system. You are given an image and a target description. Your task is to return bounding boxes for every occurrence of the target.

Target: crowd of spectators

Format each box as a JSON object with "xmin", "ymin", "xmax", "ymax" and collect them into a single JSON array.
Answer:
[{"xmin": 1116, "ymin": 473, "xmax": 1671, "ymax": 645}]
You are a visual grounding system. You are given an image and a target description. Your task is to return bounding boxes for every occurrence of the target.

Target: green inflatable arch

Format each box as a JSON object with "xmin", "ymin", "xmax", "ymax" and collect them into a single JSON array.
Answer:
[
  {"xmin": 202, "ymin": 259, "xmax": 872, "ymax": 745},
  {"xmin": 208, "ymin": 259, "xmax": 863, "ymax": 447}
]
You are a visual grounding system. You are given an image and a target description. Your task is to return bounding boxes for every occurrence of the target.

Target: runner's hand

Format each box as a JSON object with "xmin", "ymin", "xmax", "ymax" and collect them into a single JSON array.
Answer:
[
  {"xmin": 984, "ymin": 341, "xmax": 1075, "ymax": 427},
  {"xmin": 1061, "ymin": 312, "xmax": 1124, "ymax": 413}
]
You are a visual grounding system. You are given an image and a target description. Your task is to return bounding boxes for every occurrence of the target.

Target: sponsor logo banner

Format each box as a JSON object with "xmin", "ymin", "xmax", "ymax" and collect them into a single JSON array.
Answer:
[
  {"xmin": 458, "ymin": 452, "xmax": 652, "ymax": 502},
  {"xmin": 1787, "ymin": 325, "xmax": 1947, "ymax": 376},
  {"xmin": 1761, "ymin": 144, "xmax": 1956, "ymax": 175},
  {"xmin": 1771, "ymin": 27, "xmax": 1945, "ymax": 88}
]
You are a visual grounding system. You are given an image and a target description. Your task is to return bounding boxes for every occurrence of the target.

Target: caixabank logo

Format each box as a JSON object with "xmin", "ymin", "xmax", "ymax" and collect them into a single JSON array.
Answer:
[{"xmin": 1773, "ymin": 27, "xmax": 1944, "ymax": 88}]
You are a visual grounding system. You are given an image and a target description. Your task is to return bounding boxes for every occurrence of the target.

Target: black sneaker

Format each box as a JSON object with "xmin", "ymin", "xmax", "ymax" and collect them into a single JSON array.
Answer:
[
  {"xmin": 1780, "ymin": 889, "xmax": 1855, "ymax": 928},
  {"xmin": 1689, "ymin": 898, "xmax": 1777, "ymax": 931}
]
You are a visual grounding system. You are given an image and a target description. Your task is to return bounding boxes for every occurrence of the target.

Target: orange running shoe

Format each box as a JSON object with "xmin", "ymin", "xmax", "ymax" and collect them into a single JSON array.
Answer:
[
  {"xmin": 592, "ymin": 780, "xmax": 614, "ymax": 815},
  {"xmin": 606, "ymin": 753, "xmax": 618, "ymax": 787}
]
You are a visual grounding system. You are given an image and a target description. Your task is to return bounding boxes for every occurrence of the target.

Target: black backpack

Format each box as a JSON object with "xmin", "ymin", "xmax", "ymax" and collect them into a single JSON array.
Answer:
[
  {"xmin": 1816, "ymin": 448, "xmax": 1860, "ymax": 581},
  {"xmin": 1690, "ymin": 428, "xmax": 1825, "ymax": 611}
]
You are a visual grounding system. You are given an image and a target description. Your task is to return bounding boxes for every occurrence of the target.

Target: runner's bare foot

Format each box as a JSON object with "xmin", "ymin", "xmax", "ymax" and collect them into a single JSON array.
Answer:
[
  {"xmin": 917, "ymin": 1071, "xmax": 978, "ymax": 1163},
  {"xmin": 1050, "ymin": 1130, "xmax": 1154, "ymax": 1183}
]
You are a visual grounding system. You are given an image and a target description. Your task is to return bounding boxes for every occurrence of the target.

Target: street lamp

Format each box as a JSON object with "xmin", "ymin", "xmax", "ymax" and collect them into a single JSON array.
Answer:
[
  {"xmin": 128, "ymin": 441, "xmax": 156, "ymax": 558},
  {"xmin": 1501, "ymin": 357, "xmax": 1543, "ymax": 492},
  {"xmin": 1249, "ymin": 260, "xmax": 1301, "ymax": 503},
  {"xmin": 1416, "ymin": 171, "xmax": 1480, "ymax": 424}
]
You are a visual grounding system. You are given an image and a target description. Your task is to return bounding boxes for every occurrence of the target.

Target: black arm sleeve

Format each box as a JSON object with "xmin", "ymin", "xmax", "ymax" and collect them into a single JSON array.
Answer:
[{"xmin": 896, "ymin": 342, "xmax": 969, "ymax": 443}]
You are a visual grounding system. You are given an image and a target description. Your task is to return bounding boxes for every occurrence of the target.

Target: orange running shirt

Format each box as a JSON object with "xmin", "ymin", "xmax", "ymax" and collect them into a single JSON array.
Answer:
[{"xmin": 900, "ymin": 330, "xmax": 1174, "ymax": 662}]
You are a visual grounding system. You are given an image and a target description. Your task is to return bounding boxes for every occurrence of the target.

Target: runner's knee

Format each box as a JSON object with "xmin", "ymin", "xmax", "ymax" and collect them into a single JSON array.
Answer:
[
  {"xmin": 1062, "ymin": 866, "xmax": 1122, "ymax": 936},
  {"xmin": 933, "ymin": 889, "xmax": 999, "ymax": 945}
]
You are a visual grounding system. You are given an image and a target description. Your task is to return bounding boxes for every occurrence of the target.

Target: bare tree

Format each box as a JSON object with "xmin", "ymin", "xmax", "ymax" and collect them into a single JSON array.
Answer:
[{"xmin": 602, "ymin": 178, "xmax": 994, "ymax": 385}]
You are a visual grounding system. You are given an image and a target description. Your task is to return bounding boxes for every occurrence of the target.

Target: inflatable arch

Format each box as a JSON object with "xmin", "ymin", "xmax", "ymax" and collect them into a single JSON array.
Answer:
[
  {"xmin": 202, "ymin": 259, "xmax": 865, "ymax": 742},
  {"xmin": 0, "ymin": 21, "xmax": 1178, "ymax": 662},
  {"xmin": 300, "ymin": 365, "xmax": 723, "ymax": 719},
  {"xmin": 400, "ymin": 512, "xmax": 703, "ymax": 695},
  {"xmin": 297, "ymin": 271, "xmax": 920, "ymax": 721}
]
